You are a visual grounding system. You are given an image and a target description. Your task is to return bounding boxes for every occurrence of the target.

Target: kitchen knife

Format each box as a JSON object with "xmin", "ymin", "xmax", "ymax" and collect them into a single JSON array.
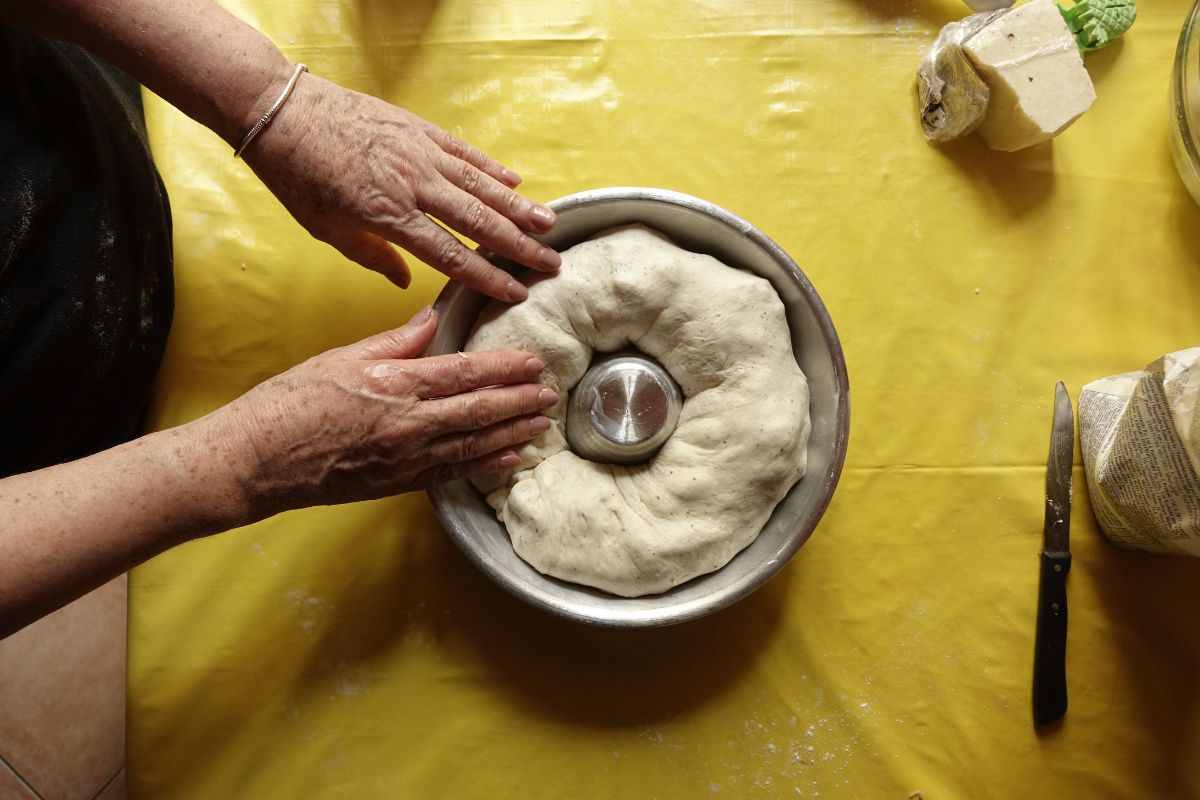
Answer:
[{"xmin": 1033, "ymin": 381, "xmax": 1073, "ymax": 727}]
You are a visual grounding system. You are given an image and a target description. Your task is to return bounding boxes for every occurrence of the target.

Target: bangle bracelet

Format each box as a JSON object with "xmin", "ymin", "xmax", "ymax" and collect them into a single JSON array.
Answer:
[{"xmin": 234, "ymin": 63, "xmax": 308, "ymax": 159}]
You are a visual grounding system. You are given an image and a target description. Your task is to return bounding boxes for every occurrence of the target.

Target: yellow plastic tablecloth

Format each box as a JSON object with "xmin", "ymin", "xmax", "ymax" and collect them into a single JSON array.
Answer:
[{"xmin": 131, "ymin": 1, "xmax": 1200, "ymax": 796}]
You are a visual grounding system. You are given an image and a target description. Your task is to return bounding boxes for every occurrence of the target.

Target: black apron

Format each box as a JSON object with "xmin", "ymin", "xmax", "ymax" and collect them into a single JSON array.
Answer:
[{"xmin": 0, "ymin": 29, "xmax": 173, "ymax": 478}]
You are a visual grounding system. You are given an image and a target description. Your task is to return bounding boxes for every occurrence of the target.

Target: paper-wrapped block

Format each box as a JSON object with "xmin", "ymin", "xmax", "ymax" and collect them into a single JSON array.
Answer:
[{"xmin": 1080, "ymin": 347, "xmax": 1200, "ymax": 556}]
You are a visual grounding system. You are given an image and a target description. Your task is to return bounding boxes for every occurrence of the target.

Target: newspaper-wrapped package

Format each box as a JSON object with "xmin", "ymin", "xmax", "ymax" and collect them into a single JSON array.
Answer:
[{"xmin": 1080, "ymin": 347, "xmax": 1200, "ymax": 555}]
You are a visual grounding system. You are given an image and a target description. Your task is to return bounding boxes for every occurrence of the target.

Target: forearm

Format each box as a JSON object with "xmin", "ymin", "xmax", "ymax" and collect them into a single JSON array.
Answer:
[
  {"xmin": 0, "ymin": 413, "xmax": 252, "ymax": 639},
  {"xmin": 4, "ymin": 0, "xmax": 291, "ymax": 146}
]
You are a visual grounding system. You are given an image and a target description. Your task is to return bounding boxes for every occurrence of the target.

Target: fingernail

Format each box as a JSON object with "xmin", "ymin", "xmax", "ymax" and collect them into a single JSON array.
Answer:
[
  {"xmin": 412, "ymin": 305, "xmax": 434, "ymax": 324},
  {"xmin": 507, "ymin": 279, "xmax": 529, "ymax": 302},
  {"xmin": 526, "ymin": 357, "xmax": 545, "ymax": 373},
  {"xmin": 503, "ymin": 168, "xmax": 522, "ymax": 186},
  {"xmin": 529, "ymin": 416, "xmax": 551, "ymax": 434},
  {"xmin": 537, "ymin": 388, "xmax": 559, "ymax": 406},
  {"xmin": 532, "ymin": 206, "xmax": 556, "ymax": 229},
  {"xmin": 539, "ymin": 248, "xmax": 562, "ymax": 271},
  {"xmin": 499, "ymin": 451, "xmax": 521, "ymax": 468}
]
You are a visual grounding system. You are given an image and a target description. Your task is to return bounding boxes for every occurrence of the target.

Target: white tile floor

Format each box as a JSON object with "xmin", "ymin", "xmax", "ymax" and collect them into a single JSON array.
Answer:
[{"xmin": 0, "ymin": 577, "xmax": 127, "ymax": 800}]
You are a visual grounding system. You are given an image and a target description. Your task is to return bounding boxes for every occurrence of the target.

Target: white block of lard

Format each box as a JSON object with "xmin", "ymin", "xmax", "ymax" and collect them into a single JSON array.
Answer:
[{"xmin": 963, "ymin": 0, "xmax": 1096, "ymax": 152}]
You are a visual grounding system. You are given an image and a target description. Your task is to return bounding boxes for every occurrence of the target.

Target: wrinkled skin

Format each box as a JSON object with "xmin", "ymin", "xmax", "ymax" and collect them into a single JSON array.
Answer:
[
  {"xmin": 244, "ymin": 73, "xmax": 562, "ymax": 302},
  {"xmin": 220, "ymin": 307, "xmax": 557, "ymax": 519}
]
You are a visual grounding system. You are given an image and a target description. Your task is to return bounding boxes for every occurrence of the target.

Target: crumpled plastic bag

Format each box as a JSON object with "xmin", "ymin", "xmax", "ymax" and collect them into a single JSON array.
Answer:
[{"xmin": 916, "ymin": 10, "xmax": 1008, "ymax": 143}]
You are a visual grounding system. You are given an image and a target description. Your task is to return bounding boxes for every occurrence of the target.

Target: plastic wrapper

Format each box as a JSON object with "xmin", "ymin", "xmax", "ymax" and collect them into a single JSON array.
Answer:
[
  {"xmin": 916, "ymin": 10, "xmax": 1008, "ymax": 142},
  {"xmin": 1080, "ymin": 347, "xmax": 1200, "ymax": 555}
]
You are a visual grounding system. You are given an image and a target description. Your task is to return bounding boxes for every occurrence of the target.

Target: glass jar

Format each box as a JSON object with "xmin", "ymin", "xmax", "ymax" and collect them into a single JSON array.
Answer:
[{"xmin": 1172, "ymin": 0, "xmax": 1200, "ymax": 204}]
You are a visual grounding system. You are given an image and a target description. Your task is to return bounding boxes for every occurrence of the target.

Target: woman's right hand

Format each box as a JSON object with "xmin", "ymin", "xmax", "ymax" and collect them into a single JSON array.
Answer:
[
  {"xmin": 213, "ymin": 306, "xmax": 554, "ymax": 522},
  {"xmin": 243, "ymin": 73, "xmax": 561, "ymax": 302}
]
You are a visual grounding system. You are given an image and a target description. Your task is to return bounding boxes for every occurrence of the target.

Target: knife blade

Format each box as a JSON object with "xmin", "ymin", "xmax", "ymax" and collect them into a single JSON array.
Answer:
[{"xmin": 1033, "ymin": 381, "xmax": 1073, "ymax": 727}]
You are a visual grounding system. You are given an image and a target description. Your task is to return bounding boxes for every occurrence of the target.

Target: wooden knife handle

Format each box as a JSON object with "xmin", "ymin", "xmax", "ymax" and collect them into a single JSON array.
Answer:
[{"xmin": 1033, "ymin": 551, "xmax": 1071, "ymax": 727}]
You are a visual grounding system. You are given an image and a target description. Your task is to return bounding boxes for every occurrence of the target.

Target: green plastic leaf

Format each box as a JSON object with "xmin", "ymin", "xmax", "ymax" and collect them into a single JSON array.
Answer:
[{"xmin": 1057, "ymin": 0, "xmax": 1137, "ymax": 52}]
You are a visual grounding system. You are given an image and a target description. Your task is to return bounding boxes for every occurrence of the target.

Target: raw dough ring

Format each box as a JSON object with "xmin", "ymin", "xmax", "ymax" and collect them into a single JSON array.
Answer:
[{"xmin": 465, "ymin": 226, "xmax": 810, "ymax": 597}]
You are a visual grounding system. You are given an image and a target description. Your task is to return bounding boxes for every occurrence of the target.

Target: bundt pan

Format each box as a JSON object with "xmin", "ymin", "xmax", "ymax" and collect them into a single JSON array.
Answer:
[{"xmin": 426, "ymin": 187, "xmax": 849, "ymax": 627}]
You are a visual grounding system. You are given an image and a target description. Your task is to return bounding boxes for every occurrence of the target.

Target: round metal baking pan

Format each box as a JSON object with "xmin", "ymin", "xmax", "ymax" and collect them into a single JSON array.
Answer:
[{"xmin": 426, "ymin": 187, "xmax": 850, "ymax": 627}]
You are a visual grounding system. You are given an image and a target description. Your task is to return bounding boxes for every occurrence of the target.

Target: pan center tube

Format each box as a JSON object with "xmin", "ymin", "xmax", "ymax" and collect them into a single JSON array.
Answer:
[{"xmin": 565, "ymin": 350, "xmax": 683, "ymax": 465}]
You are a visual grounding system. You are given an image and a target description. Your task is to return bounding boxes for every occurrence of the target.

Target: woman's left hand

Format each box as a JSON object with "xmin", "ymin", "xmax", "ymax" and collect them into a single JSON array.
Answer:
[{"xmin": 242, "ymin": 72, "xmax": 561, "ymax": 302}]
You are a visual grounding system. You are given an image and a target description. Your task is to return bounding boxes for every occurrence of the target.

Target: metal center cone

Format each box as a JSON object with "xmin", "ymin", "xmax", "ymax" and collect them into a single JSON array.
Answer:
[{"xmin": 565, "ymin": 351, "xmax": 683, "ymax": 464}]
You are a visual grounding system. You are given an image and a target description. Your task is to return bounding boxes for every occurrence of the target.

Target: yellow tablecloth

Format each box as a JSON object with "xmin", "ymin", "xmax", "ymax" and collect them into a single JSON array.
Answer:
[{"xmin": 132, "ymin": 1, "xmax": 1200, "ymax": 796}]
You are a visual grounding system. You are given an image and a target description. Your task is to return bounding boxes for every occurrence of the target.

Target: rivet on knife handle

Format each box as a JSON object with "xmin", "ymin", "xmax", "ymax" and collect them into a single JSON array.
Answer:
[{"xmin": 1033, "ymin": 550, "xmax": 1070, "ymax": 726}]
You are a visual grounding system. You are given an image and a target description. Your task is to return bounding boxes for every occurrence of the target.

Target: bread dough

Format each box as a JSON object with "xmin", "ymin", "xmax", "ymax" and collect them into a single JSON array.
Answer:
[{"xmin": 464, "ymin": 226, "xmax": 810, "ymax": 597}]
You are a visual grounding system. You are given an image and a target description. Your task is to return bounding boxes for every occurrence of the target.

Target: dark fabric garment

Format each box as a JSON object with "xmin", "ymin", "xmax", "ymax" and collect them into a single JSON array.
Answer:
[{"xmin": 0, "ymin": 29, "xmax": 174, "ymax": 478}]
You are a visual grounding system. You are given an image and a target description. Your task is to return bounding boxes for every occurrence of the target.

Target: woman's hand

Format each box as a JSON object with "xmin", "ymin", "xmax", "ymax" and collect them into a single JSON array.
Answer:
[
  {"xmin": 243, "ymin": 73, "xmax": 561, "ymax": 302},
  {"xmin": 11, "ymin": 1, "xmax": 559, "ymax": 301},
  {"xmin": 218, "ymin": 306, "xmax": 555, "ymax": 520},
  {"xmin": 0, "ymin": 306, "xmax": 553, "ymax": 637}
]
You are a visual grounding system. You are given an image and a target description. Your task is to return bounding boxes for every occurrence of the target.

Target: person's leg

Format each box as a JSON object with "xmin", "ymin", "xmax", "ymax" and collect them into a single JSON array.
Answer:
[{"xmin": 0, "ymin": 29, "xmax": 173, "ymax": 478}]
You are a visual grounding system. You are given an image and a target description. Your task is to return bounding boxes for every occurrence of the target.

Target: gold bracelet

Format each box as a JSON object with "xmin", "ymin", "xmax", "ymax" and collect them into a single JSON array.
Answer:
[{"xmin": 234, "ymin": 63, "xmax": 307, "ymax": 159}]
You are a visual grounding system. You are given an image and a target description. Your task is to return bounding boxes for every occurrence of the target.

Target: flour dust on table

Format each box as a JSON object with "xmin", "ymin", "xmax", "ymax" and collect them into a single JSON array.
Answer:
[{"xmin": 464, "ymin": 226, "xmax": 811, "ymax": 597}]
